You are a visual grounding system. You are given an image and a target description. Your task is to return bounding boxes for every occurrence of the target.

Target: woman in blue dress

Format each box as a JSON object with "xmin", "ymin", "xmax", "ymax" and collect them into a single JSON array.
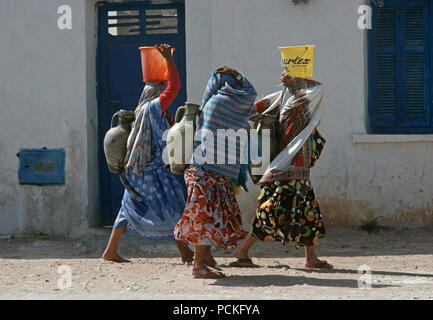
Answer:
[{"xmin": 102, "ymin": 44, "xmax": 193, "ymax": 263}]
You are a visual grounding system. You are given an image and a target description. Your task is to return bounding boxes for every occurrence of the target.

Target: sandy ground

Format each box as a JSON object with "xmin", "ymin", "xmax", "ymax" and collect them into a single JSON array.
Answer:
[{"xmin": 0, "ymin": 226, "xmax": 432, "ymax": 300}]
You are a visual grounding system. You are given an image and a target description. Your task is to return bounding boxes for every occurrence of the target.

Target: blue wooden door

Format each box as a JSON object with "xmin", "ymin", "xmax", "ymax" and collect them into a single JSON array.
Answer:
[{"xmin": 97, "ymin": 1, "xmax": 186, "ymax": 226}]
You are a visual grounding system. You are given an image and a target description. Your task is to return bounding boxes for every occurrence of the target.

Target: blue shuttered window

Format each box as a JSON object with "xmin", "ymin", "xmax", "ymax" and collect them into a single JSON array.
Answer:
[{"xmin": 368, "ymin": 0, "xmax": 432, "ymax": 133}]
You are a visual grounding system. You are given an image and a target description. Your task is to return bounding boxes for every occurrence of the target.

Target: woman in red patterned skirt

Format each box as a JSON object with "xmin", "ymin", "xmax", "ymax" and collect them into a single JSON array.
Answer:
[
  {"xmin": 175, "ymin": 166, "xmax": 248, "ymax": 277},
  {"xmin": 174, "ymin": 66, "xmax": 257, "ymax": 279}
]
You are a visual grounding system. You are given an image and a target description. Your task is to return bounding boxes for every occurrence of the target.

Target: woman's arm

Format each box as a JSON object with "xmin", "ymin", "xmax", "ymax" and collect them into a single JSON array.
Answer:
[
  {"xmin": 156, "ymin": 44, "xmax": 181, "ymax": 113},
  {"xmin": 159, "ymin": 62, "xmax": 180, "ymax": 112}
]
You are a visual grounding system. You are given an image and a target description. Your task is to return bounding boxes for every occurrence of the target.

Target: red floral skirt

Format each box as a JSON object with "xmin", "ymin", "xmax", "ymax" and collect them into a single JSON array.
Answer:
[{"xmin": 174, "ymin": 166, "xmax": 247, "ymax": 249}]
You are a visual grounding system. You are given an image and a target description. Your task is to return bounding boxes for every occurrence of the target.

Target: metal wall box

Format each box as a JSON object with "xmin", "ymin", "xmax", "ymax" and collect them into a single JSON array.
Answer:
[{"xmin": 18, "ymin": 149, "xmax": 65, "ymax": 185}]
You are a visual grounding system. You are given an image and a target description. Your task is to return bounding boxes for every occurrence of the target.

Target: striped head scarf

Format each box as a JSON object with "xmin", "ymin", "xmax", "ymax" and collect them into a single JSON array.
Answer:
[
  {"xmin": 194, "ymin": 72, "xmax": 257, "ymax": 180},
  {"xmin": 124, "ymin": 81, "xmax": 167, "ymax": 175}
]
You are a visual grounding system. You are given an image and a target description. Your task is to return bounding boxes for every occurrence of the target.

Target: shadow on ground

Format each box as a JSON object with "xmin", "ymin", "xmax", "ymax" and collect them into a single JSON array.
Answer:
[
  {"xmin": 290, "ymin": 267, "xmax": 433, "ymax": 278},
  {"xmin": 210, "ymin": 274, "xmax": 397, "ymax": 289},
  {"xmin": 0, "ymin": 227, "xmax": 432, "ymax": 260}
]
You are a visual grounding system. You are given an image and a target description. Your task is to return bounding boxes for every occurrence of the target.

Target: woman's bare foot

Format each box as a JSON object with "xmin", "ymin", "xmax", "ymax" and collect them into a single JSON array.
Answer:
[
  {"xmin": 102, "ymin": 225, "xmax": 128, "ymax": 262},
  {"xmin": 204, "ymin": 254, "xmax": 222, "ymax": 271},
  {"xmin": 233, "ymin": 234, "xmax": 257, "ymax": 261},
  {"xmin": 304, "ymin": 245, "xmax": 332, "ymax": 268},
  {"xmin": 192, "ymin": 265, "xmax": 225, "ymax": 279},
  {"xmin": 175, "ymin": 240, "xmax": 194, "ymax": 264},
  {"xmin": 233, "ymin": 247, "xmax": 249, "ymax": 261},
  {"xmin": 305, "ymin": 256, "xmax": 325, "ymax": 268},
  {"xmin": 305, "ymin": 259, "xmax": 332, "ymax": 269},
  {"xmin": 102, "ymin": 251, "xmax": 130, "ymax": 263},
  {"xmin": 181, "ymin": 249, "xmax": 194, "ymax": 265}
]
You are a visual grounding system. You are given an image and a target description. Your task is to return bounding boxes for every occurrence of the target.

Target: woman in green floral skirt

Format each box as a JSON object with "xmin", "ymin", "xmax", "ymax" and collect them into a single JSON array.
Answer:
[{"xmin": 231, "ymin": 71, "xmax": 331, "ymax": 269}]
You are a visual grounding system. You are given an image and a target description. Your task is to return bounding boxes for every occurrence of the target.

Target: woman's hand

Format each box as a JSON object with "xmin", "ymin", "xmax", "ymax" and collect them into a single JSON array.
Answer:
[
  {"xmin": 164, "ymin": 110, "xmax": 175, "ymax": 127},
  {"xmin": 216, "ymin": 66, "xmax": 240, "ymax": 78},
  {"xmin": 156, "ymin": 44, "xmax": 174, "ymax": 64},
  {"xmin": 281, "ymin": 71, "xmax": 306, "ymax": 97},
  {"xmin": 281, "ymin": 71, "xmax": 300, "ymax": 87},
  {"xmin": 216, "ymin": 66, "xmax": 243, "ymax": 86}
]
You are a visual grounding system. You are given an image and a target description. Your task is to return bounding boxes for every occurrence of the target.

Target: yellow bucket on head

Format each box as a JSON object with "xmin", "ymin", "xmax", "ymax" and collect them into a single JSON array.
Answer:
[{"xmin": 279, "ymin": 45, "xmax": 315, "ymax": 78}]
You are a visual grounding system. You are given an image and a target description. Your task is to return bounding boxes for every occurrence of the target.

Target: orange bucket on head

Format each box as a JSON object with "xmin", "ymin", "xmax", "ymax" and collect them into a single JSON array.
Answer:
[{"xmin": 139, "ymin": 46, "xmax": 175, "ymax": 82}]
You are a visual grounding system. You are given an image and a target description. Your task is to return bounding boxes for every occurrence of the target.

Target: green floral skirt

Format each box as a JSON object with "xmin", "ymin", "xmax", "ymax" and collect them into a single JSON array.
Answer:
[{"xmin": 250, "ymin": 179, "xmax": 325, "ymax": 247}]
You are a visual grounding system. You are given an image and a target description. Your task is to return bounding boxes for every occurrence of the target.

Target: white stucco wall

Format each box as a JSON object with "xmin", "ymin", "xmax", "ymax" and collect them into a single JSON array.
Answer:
[
  {"xmin": 1, "ymin": 0, "xmax": 432, "ymax": 237},
  {"xmin": 0, "ymin": 0, "xmax": 98, "ymax": 236},
  {"xmin": 186, "ymin": 0, "xmax": 433, "ymax": 226}
]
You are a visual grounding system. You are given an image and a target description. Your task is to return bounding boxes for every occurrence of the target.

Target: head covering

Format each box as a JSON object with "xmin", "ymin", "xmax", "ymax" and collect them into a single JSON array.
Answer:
[
  {"xmin": 193, "ymin": 72, "xmax": 257, "ymax": 180},
  {"xmin": 138, "ymin": 81, "xmax": 167, "ymax": 106},
  {"xmin": 124, "ymin": 82, "xmax": 166, "ymax": 175}
]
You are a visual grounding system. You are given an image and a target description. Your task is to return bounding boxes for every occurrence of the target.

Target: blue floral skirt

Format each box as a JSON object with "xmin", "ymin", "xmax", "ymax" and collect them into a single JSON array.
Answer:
[{"xmin": 113, "ymin": 166, "xmax": 187, "ymax": 240}]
